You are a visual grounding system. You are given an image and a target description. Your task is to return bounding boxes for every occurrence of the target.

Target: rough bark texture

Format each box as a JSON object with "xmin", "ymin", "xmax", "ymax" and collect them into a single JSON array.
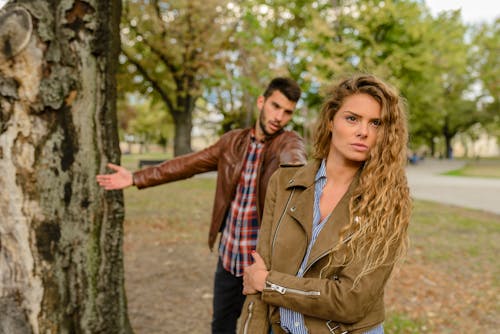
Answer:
[
  {"xmin": 172, "ymin": 107, "xmax": 193, "ymax": 157},
  {"xmin": 0, "ymin": 1, "xmax": 132, "ymax": 333}
]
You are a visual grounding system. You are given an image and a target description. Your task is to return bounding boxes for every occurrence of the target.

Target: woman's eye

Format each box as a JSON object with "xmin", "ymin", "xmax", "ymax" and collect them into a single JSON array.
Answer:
[
  {"xmin": 346, "ymin": 116, "xmax": 356, "ymax": 122},
  {"xmin": 371, "ymin": 120, "xmax": 381, "ymax": 127}
]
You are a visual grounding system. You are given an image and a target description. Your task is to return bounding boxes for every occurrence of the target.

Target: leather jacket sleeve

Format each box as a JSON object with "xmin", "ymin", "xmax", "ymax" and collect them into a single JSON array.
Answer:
[{"xmin": 132, "ymin": 133, "xmax": 229, "ymax": 189}]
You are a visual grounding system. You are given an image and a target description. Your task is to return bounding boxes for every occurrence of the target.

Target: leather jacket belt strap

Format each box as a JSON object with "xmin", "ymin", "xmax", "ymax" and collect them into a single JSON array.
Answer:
[{"xmin": 326, "ymin": 320, "xmax": 349, "ymax": 334}]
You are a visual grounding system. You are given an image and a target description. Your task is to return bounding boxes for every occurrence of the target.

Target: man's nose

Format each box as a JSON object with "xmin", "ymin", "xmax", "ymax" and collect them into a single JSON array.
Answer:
[{"xmin": 274, "ymin": 109, "xmax": 285, "ymax": 122}]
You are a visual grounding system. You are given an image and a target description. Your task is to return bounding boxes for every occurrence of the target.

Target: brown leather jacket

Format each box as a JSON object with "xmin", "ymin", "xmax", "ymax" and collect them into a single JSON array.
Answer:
[
  {"xmin": 239, "ymin": 160, "xmax": 393, "ymax": 334},
  {"xmin": 132, "ymin": 128, "xmax": 307, "ymax": 250}
]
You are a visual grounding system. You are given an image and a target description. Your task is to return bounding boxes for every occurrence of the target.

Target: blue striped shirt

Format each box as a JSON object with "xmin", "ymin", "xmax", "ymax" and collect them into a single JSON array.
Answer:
[{"xmin": 279, "ymin": 160, "xmax": 384, "ymax": 334}]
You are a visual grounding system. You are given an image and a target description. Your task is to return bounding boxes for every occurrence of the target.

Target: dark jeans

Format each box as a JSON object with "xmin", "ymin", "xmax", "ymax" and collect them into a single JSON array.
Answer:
[{"xmin": 211, "ymin": 257, "xmax": 246, "ymax": 334}]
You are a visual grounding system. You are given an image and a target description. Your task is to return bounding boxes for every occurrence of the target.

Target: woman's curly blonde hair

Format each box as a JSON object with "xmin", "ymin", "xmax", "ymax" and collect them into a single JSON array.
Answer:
[{"xmin": 314, "ymin": 74, "xmax": 411, "ymax": 288}]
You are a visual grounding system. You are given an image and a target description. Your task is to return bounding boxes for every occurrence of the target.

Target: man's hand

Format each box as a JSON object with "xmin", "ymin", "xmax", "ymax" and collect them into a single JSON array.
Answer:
[
  {"xmin": 243, "ymin": 251, "xmax": 269, "ymax": 295},
  {"xmin": 96, "ymin": 163, "xmax": 133, "ymax": 190}
]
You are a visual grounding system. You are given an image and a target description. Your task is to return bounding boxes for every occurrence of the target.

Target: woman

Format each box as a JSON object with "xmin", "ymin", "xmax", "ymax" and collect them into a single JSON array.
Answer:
[{"xmin": 239, "ymin": 74, "xmax": 411, "ymax": 334}]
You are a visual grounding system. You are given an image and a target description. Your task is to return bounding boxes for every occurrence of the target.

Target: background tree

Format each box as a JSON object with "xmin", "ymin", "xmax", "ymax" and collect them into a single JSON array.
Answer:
[
  {"xmin": 117, "ymin": 0, "xmax": 498, "ymax": 159},
  {"xmin": 471, "ymin": 18, "xmax": 500, "ymax": 141},
  {"xmin": 203, "ymin": 0, "xmax": 317, "ymax": 139},
  {"xmin": 120, "ymin": 0, "xmax": 239, "ymax": 156},
  {"xmin": 301, "ymin": 0, "xmax": 493, "ymax": 158},
  {"xmin": 0, "ymin": 1, "xmax": 131, "ymax": 333},
  {"xmin": 127, "ymin": 96, "xmax": 173, "ymax": 153}
]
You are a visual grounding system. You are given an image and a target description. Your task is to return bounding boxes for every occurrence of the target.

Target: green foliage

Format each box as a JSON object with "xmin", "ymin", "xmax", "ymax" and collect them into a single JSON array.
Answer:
[
  {"xmin": 118, "ymin": 0, "xmax": 500, "ymax": 157},
  {"xmin": 119, "ymin": 0, "xmax": 240, "ymax": 154}
]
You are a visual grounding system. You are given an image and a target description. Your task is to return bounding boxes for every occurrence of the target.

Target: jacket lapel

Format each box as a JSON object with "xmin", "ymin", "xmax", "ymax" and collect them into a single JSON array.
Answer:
[
  {"xmin": 287, "ymin": 160, "xmax": 321, "ymax": 241},
  {"xmin": 305, "ymin": 171, "xmax": 361, "ymax": 270}
]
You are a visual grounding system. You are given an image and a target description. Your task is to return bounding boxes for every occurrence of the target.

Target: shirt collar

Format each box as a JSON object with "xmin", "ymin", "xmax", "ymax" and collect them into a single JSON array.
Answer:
[
  {"xmin": 250, "ymin": 128, "xmax": 266, "ymax": 143},
  {"xmin": 315, "ymin": 159, "xmax": 327, "ymax": 182}
]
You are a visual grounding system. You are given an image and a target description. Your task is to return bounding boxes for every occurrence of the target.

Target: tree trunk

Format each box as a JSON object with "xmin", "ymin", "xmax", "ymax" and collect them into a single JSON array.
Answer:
[
  {"xmin": 172, "ymin": 109, "xmax": 193, "ymax": 156},
  {"xmin": 0, "ymin": 1, "xmax": 132, "ymax": 333},
  {"xmin": 443, "ymin": 116, "xmax": 453, "ymax": 159}
]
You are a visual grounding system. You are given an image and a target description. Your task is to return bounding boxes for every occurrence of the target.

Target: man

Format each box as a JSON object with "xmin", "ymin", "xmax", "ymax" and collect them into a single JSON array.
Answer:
[{"xmin": 96, "ymin": 77, "xmax": 307, "ymax": 333}]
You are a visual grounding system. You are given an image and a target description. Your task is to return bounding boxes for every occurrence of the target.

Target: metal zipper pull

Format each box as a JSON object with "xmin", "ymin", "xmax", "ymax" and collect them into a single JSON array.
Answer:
[{"xmin": 266, "ymin": 282, "xmax": 287, "ymax": 294}]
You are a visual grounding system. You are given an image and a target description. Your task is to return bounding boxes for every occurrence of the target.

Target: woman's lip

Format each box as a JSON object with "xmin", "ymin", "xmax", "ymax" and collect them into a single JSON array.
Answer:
[{"xmin": 351, "ymin": 143, "xmax": 368, "ymax": 151}]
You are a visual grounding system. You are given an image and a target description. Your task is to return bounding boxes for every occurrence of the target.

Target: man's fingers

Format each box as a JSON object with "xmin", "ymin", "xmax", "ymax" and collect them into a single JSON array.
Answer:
[{"xmin": 106, "ymin": 163, "xmax": 122, "ymax": 172}]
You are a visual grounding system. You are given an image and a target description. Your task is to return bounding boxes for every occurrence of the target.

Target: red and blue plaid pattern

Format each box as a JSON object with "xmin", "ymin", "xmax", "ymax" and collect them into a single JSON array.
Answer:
[{"xmin": 219, "ymin": 136, "xmax": 263, "ymax": 277}]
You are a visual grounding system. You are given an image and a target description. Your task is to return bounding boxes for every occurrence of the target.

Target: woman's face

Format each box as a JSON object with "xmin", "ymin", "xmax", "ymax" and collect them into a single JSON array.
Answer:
[{"xmin": 328, "ymin": 93, "xmax": 382, "ymax": 164}]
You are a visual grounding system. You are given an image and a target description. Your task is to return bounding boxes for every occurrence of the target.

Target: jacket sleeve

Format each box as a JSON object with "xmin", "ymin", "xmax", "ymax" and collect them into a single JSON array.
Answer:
[
  {"xmin": 277, "ymin": 131, "xmax": 307, "ymax": 167},
  {"xmin": 261, "ymin": 257, "xmax": 394, "ymax": 324},
  {"xmin": 132, "ymin": 132, "xmax": 230, "ymax": 189}
]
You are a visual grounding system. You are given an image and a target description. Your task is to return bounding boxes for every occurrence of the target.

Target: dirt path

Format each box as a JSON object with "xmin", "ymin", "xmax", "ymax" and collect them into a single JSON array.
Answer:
[{"xmin": 124, "ymin": 231, "xmax": 217, "ymax": 334}]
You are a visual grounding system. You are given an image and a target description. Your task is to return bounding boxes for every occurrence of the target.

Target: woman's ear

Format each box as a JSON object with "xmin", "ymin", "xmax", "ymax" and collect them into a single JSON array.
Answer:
[{"xmin": 329, "ymin": 120, "xmax": 334, "ymax": 132}]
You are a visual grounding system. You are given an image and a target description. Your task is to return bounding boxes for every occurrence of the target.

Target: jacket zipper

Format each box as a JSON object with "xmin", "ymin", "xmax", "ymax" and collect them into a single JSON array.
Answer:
[
  {"xmin": 242, "ymin": 301, "xmax": 254, "ymax": 334},
  {"xmin": 265, "ymin": 281, "xmax": 320, "ymax": 296},
  {"xmin": 271, "ymin": 188, "xmax": 296, "ymax": 259}
]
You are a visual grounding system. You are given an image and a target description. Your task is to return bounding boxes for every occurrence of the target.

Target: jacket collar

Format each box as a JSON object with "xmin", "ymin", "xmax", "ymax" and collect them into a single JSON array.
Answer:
[
  {"xmin": 286, "ymin": 159, "xmax": 322, "ymax": 189},
  {"xmin": 286, "ymin": 160, "xmax": 362, "ymax": 270}
]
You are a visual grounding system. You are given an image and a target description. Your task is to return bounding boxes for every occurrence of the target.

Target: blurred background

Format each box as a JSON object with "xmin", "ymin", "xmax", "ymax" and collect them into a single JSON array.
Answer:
[{"xmin": 2, "ymin": 0, "xmax": 496, "ymax": 160}]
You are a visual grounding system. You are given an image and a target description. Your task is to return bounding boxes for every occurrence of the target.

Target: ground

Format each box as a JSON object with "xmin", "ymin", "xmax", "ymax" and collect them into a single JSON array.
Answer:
[{"xmin": 122, "ymin": 178, "xmax": 499, "ymax": 334}]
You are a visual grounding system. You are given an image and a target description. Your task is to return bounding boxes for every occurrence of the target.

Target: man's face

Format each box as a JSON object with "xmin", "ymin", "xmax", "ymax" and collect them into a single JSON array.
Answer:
[{"xmin": 255, "ymin": 90, "xmax": 296, "ymax": 140}]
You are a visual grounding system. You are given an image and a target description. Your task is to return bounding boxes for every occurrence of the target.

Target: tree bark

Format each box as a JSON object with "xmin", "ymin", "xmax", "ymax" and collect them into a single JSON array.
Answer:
[
  {"xmin": 0, "ymin": 1, "xmax": 132, "ymax": 333},
  {"xmin": 172, "ymin": 108, "xmax": 193, "ymax": 156}
]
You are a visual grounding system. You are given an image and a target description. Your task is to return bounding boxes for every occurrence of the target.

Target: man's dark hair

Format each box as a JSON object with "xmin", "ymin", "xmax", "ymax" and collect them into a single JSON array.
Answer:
[{"xmin": 263, "ymin": 77, "xmax": 301, "ymax": 102}]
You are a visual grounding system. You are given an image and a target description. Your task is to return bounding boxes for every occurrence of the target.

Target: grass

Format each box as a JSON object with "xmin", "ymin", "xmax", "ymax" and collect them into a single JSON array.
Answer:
[
  {"xmin": 121, "ymin": 153, "xmax": 500, "ymax": 333},
  {"xmin": 409, "ymin": 200, "xmax": 499, "ymax": 268},
  {"xmin": 443, "ymin": 159, "xmax": 500, "ymax": 178},
  {"xmin": 384, "ymin": 313, "xmax": 427, "ymax": 333},
  {"xmin": 123, "ymin": 176, "xmax": 216, "ymax": 245},
  {"xmin": 382, "ymin": 199, "xmax": 499, "ymax": 332}
]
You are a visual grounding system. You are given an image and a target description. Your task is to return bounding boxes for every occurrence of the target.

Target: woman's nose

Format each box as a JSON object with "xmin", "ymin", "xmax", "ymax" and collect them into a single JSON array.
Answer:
[{"xmin": 356, "ymin": 123, "xmax": 368, "ymax": 138}]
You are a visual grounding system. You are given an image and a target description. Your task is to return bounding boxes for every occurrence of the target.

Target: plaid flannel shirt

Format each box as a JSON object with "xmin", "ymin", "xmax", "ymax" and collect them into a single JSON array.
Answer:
[{"xmin": 218, "ymin": 133, "xmax": 263, "ymax": 277}]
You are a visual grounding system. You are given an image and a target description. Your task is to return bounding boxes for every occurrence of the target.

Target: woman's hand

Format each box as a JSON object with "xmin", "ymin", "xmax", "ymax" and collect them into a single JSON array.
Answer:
[{"xmin": 242, "ymin": 251, "xmax": 269, "ymax": 295}]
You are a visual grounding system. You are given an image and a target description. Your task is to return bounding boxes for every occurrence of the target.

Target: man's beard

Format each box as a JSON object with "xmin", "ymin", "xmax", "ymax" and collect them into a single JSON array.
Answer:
[{"xmin": 258, "ymin": 107, "xmax": 279, "ymax": 137}]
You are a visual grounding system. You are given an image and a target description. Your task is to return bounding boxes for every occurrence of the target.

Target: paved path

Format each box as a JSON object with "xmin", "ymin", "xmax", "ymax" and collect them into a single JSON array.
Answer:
[
  {"xmin": 406, "ymin": 159, "xmax": 500, "ymax": 215},
  {"xmin": 198, "ymin": 159, "xmax": 500, "ymax": 215}
]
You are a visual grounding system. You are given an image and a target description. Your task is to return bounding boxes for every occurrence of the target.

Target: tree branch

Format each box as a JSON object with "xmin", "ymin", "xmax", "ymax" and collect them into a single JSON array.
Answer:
[{"xmin": 121, "ymin": 47, "xmax": 176, "ymax": 113}]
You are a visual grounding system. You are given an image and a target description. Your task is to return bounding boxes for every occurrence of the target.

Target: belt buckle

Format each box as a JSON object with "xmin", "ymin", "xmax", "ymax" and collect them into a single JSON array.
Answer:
[{"xmin": 326, "ymin": 320, "xmax": 349, "ymax": 334}]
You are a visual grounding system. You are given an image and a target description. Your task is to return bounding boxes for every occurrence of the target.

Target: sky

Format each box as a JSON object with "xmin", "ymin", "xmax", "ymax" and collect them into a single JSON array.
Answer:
[{"xmin": 425, "ymin": 0, "xmax": 498, "ymax": 23}]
